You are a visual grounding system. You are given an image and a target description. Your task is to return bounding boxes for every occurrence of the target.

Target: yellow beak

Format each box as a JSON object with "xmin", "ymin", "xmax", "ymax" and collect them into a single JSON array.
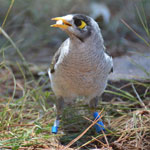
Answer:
[{"xmin": 51, "ymin": 17, "xmax": 72, "ymax": 29}]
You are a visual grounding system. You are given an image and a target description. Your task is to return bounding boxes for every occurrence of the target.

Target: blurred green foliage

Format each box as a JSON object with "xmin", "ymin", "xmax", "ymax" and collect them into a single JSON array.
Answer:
[{"xmin": 0, "ymin": 0, "xmax": 150, "ymax": 62}]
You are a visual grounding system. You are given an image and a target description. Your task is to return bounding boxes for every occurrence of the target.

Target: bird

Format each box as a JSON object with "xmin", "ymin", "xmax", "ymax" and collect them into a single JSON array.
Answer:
[{"xmin": 48, "ymin": 14, "xmax": 113, "ymax": 134}]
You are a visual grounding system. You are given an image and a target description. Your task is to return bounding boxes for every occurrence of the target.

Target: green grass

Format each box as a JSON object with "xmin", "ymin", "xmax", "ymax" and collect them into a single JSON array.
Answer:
[
  {"xmin": 0, "ymin": 61, "xmax": 56, "ymax": 149},
  {"xmin": 0, "ymin": 59, "xmax": 150, "ymax": 149}
]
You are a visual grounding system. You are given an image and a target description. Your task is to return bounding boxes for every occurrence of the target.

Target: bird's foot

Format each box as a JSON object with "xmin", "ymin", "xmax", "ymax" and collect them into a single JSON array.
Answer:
[
  {"xmin": 51, "ymin": 120, "xmax": 59, "ymax": 134},
  {"xmin": 93, "ymin": 112, "xmax": 105, "ymax": 133}
]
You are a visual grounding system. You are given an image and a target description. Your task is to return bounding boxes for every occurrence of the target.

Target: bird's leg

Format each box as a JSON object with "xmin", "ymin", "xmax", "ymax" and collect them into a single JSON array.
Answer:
[
  {"xmin": 51, "ymin": 97, "xmax": 64, "ymax": 134},
  {"xmin": 89, "ymin": 97, "xmax": 105, "ymax": 133},
  {"xmin": 89, "ymin": 96, "xmax": 99, "ymax": 111}
]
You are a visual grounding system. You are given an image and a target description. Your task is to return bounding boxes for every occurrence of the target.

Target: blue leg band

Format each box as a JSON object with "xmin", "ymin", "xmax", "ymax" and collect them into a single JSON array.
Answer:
[
  {"xmin": 93, "ymin": 112, "xmax": 105, "ymax": 133},
  {"xmin": 51, "ymin": 120, "xmax": 59, "ymax": 134}
]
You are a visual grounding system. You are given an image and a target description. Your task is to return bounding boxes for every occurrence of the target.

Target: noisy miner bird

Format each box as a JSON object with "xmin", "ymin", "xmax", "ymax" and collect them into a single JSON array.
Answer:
[{"xmin": 48, "ymin": 14, "xmax": 113, "ymax": 134}]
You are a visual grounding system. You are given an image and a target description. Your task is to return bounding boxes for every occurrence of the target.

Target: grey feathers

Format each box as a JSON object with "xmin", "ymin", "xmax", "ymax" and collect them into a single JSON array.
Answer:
[{"xmin": 49, "ymin": 14, "xmax": 113, "ymax": 102}]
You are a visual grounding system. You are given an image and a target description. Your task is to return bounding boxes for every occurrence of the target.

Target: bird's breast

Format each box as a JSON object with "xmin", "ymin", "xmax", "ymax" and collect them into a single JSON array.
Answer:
[
  {"xmin": 56, "ymin": 50, "xmax": 106, "ymax": 87},
  {"xmin": 51, "ymin": 49, "xmax": 109, "ymax": 98},
  {"xmin": 61, "ymin": 52, "xmax": 100, "ymax": 73}
]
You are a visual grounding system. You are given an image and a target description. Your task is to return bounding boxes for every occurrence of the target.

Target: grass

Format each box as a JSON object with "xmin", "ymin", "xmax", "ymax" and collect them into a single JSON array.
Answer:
[
  {"xmin": 0, "ymin": 0, "xmax": 150, "ymax": 150},
  {"xmin": 0, "ymin": 61, "xmax": 55, "ymax": 149},
  {"xmin": 0, "ymin": 59, "xmax": 150, "ymax": 149}
]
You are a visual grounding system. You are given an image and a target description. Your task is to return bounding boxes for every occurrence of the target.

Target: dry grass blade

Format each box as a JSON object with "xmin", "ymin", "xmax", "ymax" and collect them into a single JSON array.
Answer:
[
  {"xmin": 131, "ymin": 83, "xmax": 147, "ymax": 110},
  {"xmin": 101, "ymin": 130, "xmax": 110, "ymax": 148},
  {"xmin": 0, "ymin": 0, "xmax": 15, "ymax": 31},
  {"xmin": 83, "ymin": 116, "xmax": 110, "ymax": 148},
  {"xmin": 121, "ymin": 19, "xmax": 150, "ymax": 47},
  {"xmin": 135, "ymin": 5, "xmax": 150, "ymax": 37},
  {"xmin": 92, "ymin": 136, "xmax": 107, "ymax": 147},
  {"xmin": 0, "ymin": 27, "xmax": 25, "ymax": 62}
]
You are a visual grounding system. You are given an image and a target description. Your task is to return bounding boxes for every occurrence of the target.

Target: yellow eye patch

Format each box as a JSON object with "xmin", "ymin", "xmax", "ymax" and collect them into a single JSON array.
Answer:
[
  {"xmin": 74, "ymin": 19, "xmax": 87, "ymax": 29},
  {"xmin": 78, "ymin": 20, "xmax": 87, "ymax": 29}
]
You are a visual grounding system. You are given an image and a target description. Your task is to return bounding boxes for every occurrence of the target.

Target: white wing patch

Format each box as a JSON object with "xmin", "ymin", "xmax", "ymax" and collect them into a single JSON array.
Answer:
[
  {"xmin": 104, "ymin": 53, "xmax": 113, "ymax": 73},
  {"xmin": 48, "ymin": 68, "xmax": 52, "ymax": 81}
]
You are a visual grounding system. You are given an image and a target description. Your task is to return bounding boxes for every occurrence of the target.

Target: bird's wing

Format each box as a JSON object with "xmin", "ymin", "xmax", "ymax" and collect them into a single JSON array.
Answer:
[
  {"xmin": 50, "ymin": 39, "xmax": 69, "ymax": 73},
  {"xmin": 104, "ymin": 52, "xmax": 113, "ymax": 74},
  {"xmin": 50, "ymin": 48, "xmax": 61, "ymax": 73},
  {"xmin": 109, "ymin": 56, "xmax": 113, "ymax": 74}
]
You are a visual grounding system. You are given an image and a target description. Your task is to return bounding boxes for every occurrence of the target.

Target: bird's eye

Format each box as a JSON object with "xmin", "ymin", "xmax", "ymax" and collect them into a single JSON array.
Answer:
[{"xmin": 74, "ymin": 19, "xmax": 87, "ymax": 29}]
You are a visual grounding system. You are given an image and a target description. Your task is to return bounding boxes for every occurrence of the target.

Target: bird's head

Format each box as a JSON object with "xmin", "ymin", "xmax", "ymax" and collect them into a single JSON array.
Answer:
[{"xmin": 51, "ymin": 14, "xmax": 101, "ymax": 42}]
